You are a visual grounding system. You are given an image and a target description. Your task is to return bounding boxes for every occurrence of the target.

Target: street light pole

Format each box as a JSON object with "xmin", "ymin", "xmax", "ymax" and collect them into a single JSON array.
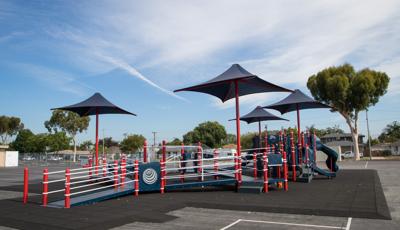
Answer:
[{"xmin": 366, "ymin": 110, "xmax": 372, "ymax": 160}]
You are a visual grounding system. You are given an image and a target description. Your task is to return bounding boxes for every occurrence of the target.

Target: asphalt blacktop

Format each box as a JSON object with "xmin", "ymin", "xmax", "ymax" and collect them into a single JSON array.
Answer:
[{"xmin": 0, "ymin": 160, "xmax": 399, "ymax": 230}]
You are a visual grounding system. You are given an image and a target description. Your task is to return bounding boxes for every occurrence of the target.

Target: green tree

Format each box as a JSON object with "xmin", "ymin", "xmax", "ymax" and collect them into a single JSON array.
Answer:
[
  {"xmin": 47, "ymin": 132, "xmax": 70, "ymax": 153},
  {"xmin": 167, "ymin": 138, "xmax": 182, "ymax": 146},
  {"xmin": 224, "ymin": 134, "xmax": 237, "ymax": 145},
  {"xmin": 11, "ymin": 129, "xmax": 35, "ymax": 153},
  {"xmin": 378, "ymin": 121, "xmax": 400, "ymax": 143},
  {"xmin": 120, "ymin": 134, "xmax": 146, "ymax": 153},
  {"xmin": 99, "ymin": 137, "xmax": 118, "ymax": 148},
  {"xmin": 307, "ymin": 64, "xmax": 390, "ymax": 160},
  {"xmin": 79, "ymin": 140, "xmax": 94, "ymax": 151},
  {"xmin": 183, "ymin": 121, "xmax": 227, "ymax": 148},
  {"xmin": 44, "ymin": 110, "xmax": 90, "ymax": 162},
  {"xmin": 307, "ymin": 125, "xmax": 344, "ymax": 137},
  {"xmin": 240, "ymin": 132, "xmax": 257, "ymax": 150},
  {"xmin": 0, "ymin": 116, "xmax": 24, "ymax": 144}
]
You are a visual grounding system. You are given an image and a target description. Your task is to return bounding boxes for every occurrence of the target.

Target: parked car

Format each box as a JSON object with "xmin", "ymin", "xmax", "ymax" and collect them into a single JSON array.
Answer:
[
  {"xmin": 22, "ymin": 156, "xmax": 35, "ymax": 161},
  {"xmin": 342, "ymin": 151, "xmax": 354, "ymax": 159}
]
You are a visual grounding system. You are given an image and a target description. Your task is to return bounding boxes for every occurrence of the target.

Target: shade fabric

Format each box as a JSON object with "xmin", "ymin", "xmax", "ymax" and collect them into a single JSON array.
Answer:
[
  {"xmin": 174, "ymin": 64, "xmax": 292, "ymax": 102},
  {"xmin": 230, "ymin": 106, "xmax": 289, "ymax": 124},
  {"xmin": 264, "ymin": 89, "xmax": 331, "ymax": 114},
  {"xmin": 52, "ymin": 92, "xmax": 136, "ymax": 117}
]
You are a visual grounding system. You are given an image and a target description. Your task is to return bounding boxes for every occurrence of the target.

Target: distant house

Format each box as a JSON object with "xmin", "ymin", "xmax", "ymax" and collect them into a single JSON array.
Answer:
[
  {"xmin": 320, "ymin": 133, "xmax": 365, "ymax": 154},
  {"xmin": 371, "ymin": 141, "xmax": 400, "ymax": 156}
]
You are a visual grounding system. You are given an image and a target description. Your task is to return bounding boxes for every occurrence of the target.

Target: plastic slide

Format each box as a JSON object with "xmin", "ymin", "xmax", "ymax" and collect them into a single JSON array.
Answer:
[{"xmin": 314, "ymin": 140, "xmax": 339, "ymax": 177}]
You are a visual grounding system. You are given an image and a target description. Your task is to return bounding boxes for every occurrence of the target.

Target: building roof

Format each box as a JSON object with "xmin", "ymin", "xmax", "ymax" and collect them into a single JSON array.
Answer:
[
  {"xmin": 321, "ymin": 133, "xmax": 365, "ymax": 138},
  {"xmin": 325, "ymin": 141, "xmax": 355, "ymax": 147}
]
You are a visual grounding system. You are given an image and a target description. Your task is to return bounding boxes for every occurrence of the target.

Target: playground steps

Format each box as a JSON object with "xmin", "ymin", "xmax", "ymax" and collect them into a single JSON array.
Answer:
[{"xmin": 237, "ymin": 181, "xmax": 263, "ymax": 194}]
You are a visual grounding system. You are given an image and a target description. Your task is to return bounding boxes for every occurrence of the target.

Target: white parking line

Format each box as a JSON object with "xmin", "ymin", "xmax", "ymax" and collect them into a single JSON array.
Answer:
[
  {"xmin": 345, "ymin": 217, "xmax": 352, "ymax": 230},
  {"xmin": 364, "ymin": 161, "xmax": 368, "ymax": 169},
  {"xmin": 220, "ymin": 218, "xmax": 347, "ymax": 230}
]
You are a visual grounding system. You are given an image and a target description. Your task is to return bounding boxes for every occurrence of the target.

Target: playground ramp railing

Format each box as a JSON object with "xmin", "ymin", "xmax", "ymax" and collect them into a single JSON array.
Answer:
[
  {"xmin": 40, "ymin": 157, "xmax": 140, "ymax": 208},
  {"xmin": 22, "ymin": 143, "xmax": 290, "ymax": 209}
]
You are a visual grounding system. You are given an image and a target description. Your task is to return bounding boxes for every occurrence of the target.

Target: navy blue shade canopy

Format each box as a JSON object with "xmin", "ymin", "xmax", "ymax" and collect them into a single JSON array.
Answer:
[
  {"xmin": 52, "ymin": 92, "xmax": 136, "ymax": 117},
  {"xmin": 263, "ymin": 89, "xmax": 331, "ymax": 114},
  {"xmin": 231, "ymin": 106, "xmax": 289, "ymax": 124},
  {"xmin": 174, "ymin": 64, "xmax": 292, "ymax": 102}
]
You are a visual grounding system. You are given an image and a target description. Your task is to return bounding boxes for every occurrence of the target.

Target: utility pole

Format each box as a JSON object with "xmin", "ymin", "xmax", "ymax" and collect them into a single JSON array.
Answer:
[
  {"xmin": 366, "ymin": 110, "xmax": 372, "ymax": 160},
  {"xmin": 152, "ymin": 131, "xmax": 157, "ymax": 147}
]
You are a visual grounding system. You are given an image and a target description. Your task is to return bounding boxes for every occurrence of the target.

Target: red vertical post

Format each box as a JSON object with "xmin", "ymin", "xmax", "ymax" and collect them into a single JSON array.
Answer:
[
  {"xmin": 299, "ymin": 132, "xmax": 304, "ymax": 164},
  {"xmin": 134, "ymin": 160, "xmax": 139, "ymax": 196},
  {"xmin": 313, "ymin": 131, "xmax": 317, "ymax": 165},
  {"xmin": 283, "ymin": 151, "xmax": 288, "ymax": 191},
  {"xmin": 180, "ymin": 143, "xmax": 185, "ymax": 183},
  {"xmin": 88, "ymin": 158, "xmax": 92, "ymax": 179},
  {"xmin": 143, "ymin": 140, "xmax": 148, "ymax": 163},
  {"xmin": 120, "ymin": 157, "xmax": 126, "ymax": 189},
  {"xmin": 64, "ymin": 168, "xmax": 70, "ymax": 209},
  {"xmin": 160, "ymin": 159, "xmax": 165, "ymax": 194},
  {"xmin": 291, "ymin": 131, "xmax": 296, "ymax": 182},
  {"xmin": 95, "ymin": 110, "xmax": 99, "ymax": 175},
  {"xmin": 263, "ymin": 151, "xmax": 268, "ymax": 193},
  {"xmin": 23, "ymin": 167, "xmax": 28, "ymax": 204},
  {"xmin": 162, "ymin": 140, "xmax": 166, "ymax": 162},
  {"xmin": 253, "ymin": 152, "xmax": 257, "ymax": 180},
  {"xmin": 42, "ymin": 168, "xmax": 48, "ymax": 206},
  {"xmin": 198, "ymin": 142, "xmax": 202, "ymax": 181},
  {"xmin": 234, "ymin": 80, "xmax": 241, "ymax": 187},
  {"xmin": 102, "ymin": 157, "xmax": 106, "ymax": 178},
  {"xmin": 214, "ymin": 149, "xmax": 219, "ymax": 180},
  {"xmin": 113, "ymin": 160, "xmax": 118, "ymax": 190}
]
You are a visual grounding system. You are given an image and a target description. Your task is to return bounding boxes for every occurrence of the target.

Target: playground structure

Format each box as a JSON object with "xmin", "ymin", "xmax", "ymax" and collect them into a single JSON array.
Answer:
[{"xmin": 22, "ymin": 130, "xmax": 338, "ymax": 208}]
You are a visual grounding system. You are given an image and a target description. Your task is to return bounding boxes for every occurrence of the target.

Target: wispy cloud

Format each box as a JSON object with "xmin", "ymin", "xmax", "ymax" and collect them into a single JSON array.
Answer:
[
  {"xmin": 95, "ymin": 53, "xmax": 188, "ymax": 102},
  {"xmin": 13, "ymin": 63, "xmax": 94, "ymax": 96}
]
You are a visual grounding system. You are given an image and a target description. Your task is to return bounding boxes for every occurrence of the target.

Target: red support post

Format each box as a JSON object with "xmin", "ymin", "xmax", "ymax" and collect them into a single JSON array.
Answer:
[
  {"xmin": 162, "ymin": 140, "xmax": 166, "ymax": 162},
  {"xmin": 134, "ymin": 160, "xmax": 139, "ymax": 196},
  {"xmin": 180, "ymin": 143, "xmax": 185, "ymax": 183},
  {"xmin": 313, "ymin": 131, "xmax": 317, "ymax": 164},
  {"xmin": 290, "ymin": 131, "xmax": 296, "ymax": 182},
  {"xmin": 114, "ymin": 160, "xmax": 118, "ymax": 190},
  {"xmin": 23, "ymin": 167, "xmax": 28, "ymax": 204},
  {"xmin": 198, "ymin": 142, "xmax": 202, "ymax": 181},
  {"xmin": 95, "ymin": 110, "xmax": 99, "ymax": 175},
  {"xmin": 42, "ymin": 168, "xmax": 48, "ymax": 206},
  {"xmin": 121, "ymin": 157, "xmax": 126, "ymax": 189},
  {"xmin": 88, "ymin": 158, "xmax": 92, "ymax": 179},
  {"xmin": 234, "ymin": 80, "xmax": 242, "ymax": 188},
  {"xmin": 214, "ymin": 149, "xmax": 219, "ymax": 180},
  {"xmin": 65, "ymin": 168, "xmax": 70, "ymax": 208},
  {"xmin": 160, "ymin": 159, "xmax": 165, "ymax": 194},
  {"xmin": 102, "ymin": 157, "xmax": 107, "ymax": 178},
  {"xmin": 253, "ymin": 152, "xmax": 257, "ymax": 180},
  {"xmin": 283, "ymin": 151, "xmax": 288, "ymax": 191},
  {"xmin": 263, "ymin": 151, "xmax": 268, "ymax": 193},
  {"xmin": 143, "ymin": 140, "xmax": 148, "ymax": 163}
]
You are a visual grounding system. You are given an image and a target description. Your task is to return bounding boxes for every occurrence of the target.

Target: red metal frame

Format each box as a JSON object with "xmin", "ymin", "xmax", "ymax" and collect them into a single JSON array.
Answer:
[
  {"xmin": 65, "ymin": 168, "xmax": 70, "ymax": 208},
  {"xmin": 23, "ymin": 167, "xmax": 28, "ymax": 204},
  {"xmin": 162, "ymin": 140, "xmax": 166, "ymax": 162},
  {"xmin": 263, "ymin": 151, "xmax": 268, "ymax": 193},
  {"xmin": 113, "ymin": 160, "xmax": 118, "ymax": 190},
  {"xmin": 42, "ymin": 168, "xmax": 48, "ymax": 206},
  {"xmin": 290, "ymin": 131, "xmax": 296, "ymax": 182},
  {"xmin": 134, "ymin": 160, "xmax": 139, "ymax": 196},
  {"xmin": 95, "ymin": 110, "xmax": 99, "ymax": 175}
]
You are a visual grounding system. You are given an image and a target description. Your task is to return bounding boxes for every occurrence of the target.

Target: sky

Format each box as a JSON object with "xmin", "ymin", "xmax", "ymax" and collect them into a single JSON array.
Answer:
[{"xmin": 1, "ymin": 0, "xmax": 400, "ymax": 145}]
